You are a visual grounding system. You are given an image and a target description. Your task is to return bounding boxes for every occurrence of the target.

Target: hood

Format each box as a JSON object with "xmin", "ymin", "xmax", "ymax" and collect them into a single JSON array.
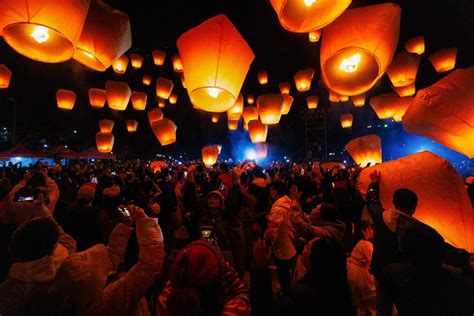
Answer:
[
  {"xmin": 311, "ymin": 219, "xmax": 346, "ymax": 241},
  {"xmin": 382, "ymin": 209, "xmax": 417, "ymax": 233},
  {"xmin": 272, "ymin": 195, "xmax": 291, "ymax": 209},
  {"xmin": 348, "ymin": 240, "xmax": 373, "ymax": 268},
  {"xmin": 252, "ymin": 178, "xmax": 267, "ymax": 189},
  {"xmin": 102, "ymin": 185, "xmax": 121, "ymax": 198}
]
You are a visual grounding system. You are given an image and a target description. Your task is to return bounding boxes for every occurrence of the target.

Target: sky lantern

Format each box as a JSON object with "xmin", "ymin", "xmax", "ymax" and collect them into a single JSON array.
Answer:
[
  {"xmin": 0, "ymin": 0, "xmax": 90, "ymax": 63},
  {"xmin": 152, "ymin": 49, "xmax": 166, "ymax": 66},
  {"xmin": 177, "ymin": 15, "xmax": 255, "ymax": 113},
  {"xmin": 56, "ymin": 89, "xmax": 76, "ymax": 110},
  {"xmin": 171, "ymin": 55, "xmax": 184, "ymax": 73},
  {"xmin": 126, "ymin": 120, "xmax": 138, "ymax": 133},
  {"xmin": 155, "ymin": 77, "xmax": 174, "ymax": 100},
  {"xmin": 0, "ymin": 64, "xmax": 12, "ymax": 88},
  {"xmin": 340, "ymin": 114, "xmax": 353, "ymax": 128},
  {"xmin": 258, "ymin": 71, "xmax": 268, "ymax": 85},
  {"xmin": 391, "ymin": 96, "xmax": 413, "ymax": 122},
  {"xmin": 308, "ymin": 30, "xmax": 321, "ymax": 43},
  {"xmin": 340, "ymin": 95, "xmax": 349, "ymax": 102},
  {"xmin": 73, "ymin": 0, "xmax": 131, "ymax": 72},
  {"xmin": 352, "ymin": 93, "xmax": 365, "ymax": 107},
  {"xmin": 370, "ymin": 93, "xmax": 413, "ymax": 121},
  {"xmin": 257, "ymin": 94, "xmax": 284, "ymax": 124},
  {"xmin": 151, "ymin": 118, "xmax": 177, "ymax": 146},
  {"xmin": 99, "ymin": 119, "xmax": 114, "ymax": 133},
  {"xmin": 202, "ymin": 145, "xmax": 220, "ymax": 165},
  {"xmin": 405, "ymin": 35, "xmax": 425, "ymax": 55},
  {"xmin": 403, "ymin": 67, "xmax": 474, "ymax": 158},
  {"xmin": 270, "ymin": 0, "xmax": 351, "ymax": 33},
  {"xmin": 392, "ymin": 83, "xmax": 415, "ymax": 97},
  {"xmin": 96, "ymin": 132, "xmax": 114, "ymax": 153},
  {"xmin": 294, "ymin": 68, "xmax": 315, "ymax": 92},
  {"xmin": 169, "ymin": 93, "xmax": 178, "ymax": 105},
  {"xmin": 131, "ymin": 91, "xmax": 147, "ymax": 110},
  {"xmin": 88, "ymin": 88, "xmax": 106, "ymax": 108},
  {"xmin": 387, "ymin": 51, "xmax": 421, "ymax": 87},
  {"xmin": 248, "ymin": 119, "xmax": 268, "ymax": 143},
  {"xmin": 279, "ymin": 82, "xmax": 291, "ymax": 95},
  {"xmin": 228, "ymin": 119, "xmax": 239, "ymax": 130},
  {"xmin": 254, "ymin": 142, "xmax": 268, "ymax": 159},
  {"xmin": 242, "ymin": 106, "xmax": 259, "ymax": 123},
  {"xmin": 320, "ymin": 3, "xmax": 401, "ymax": 96},
  {"xmin": 357, "ymin": 151, "xmax": 474, "ymax": 252},
  {"xmin": 329, "ymin": 90, "xmax": 342, "ymax": 102},
  {"xmin": 247, "ymin": 95, "xmax": 255, "ymax": 105},
  {"xmin": 227, "ymin": 94, "xmax": 244, "ymax": 120},
  {"xmin": 130, "ymin": 53, "xmax": 144, "ymax": 69},
  {"xmin": 159, "ymin": 100, "xmax": 167, "ymax": 108},
  {"xmin": 106, "ymin": 81, "xmax": 131, "ymax": 111},
  {"xmin": 142, "ymin": 75, "xmax": 152, "ymax": 86},
  {"xmin": 211, "ymin": 114, "xmax": 219, "ymax": 123},
  {"xmin": 428, "ymin": 48, "xmax": 458, "ymax": 73},
  {"xmin": 148, "ymin": 108, "xmax": 164, "ymax": 124},
  {"xmin": 112, "ymin": 55, "xmax": 129, "ymax": 74},
  {"xmin": 306, "ymin": 96, "xmax": 319, "ymax": 109},
  {"xmin": 345, "ymin": 134, "xmax": 382, "ymax": 167},
  {"xmin": 281, "ymin": 95, "xmax": 294, "ymax": 115}
]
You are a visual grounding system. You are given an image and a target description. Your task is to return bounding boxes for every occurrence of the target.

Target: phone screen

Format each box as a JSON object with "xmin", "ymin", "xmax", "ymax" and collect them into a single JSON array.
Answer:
[
  {"xmin": 184, "ymin": 171, "xmax": 188, "ymax": 178},
  {"xmin": 117, "ymin": 206, "xmax": 130, "ymax": 217},
  {"xmin": 18, "ymin": 195, "xmax": 35, "ymax": 202}
]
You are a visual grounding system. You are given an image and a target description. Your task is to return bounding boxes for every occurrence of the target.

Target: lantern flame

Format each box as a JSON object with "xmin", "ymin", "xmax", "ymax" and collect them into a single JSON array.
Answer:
[
  {"xmin": 304, "ymin": 0, "xmax": 317, "ymax": 7},
  {"xmin": 339, "ymin": 53, "xmax": 361, "ymax": 73},
  {"xmin": 31, "ymin": 26, "xmax": 49, "ymax": 43},
  {"xmin": 208, "ymin": 88, "xmax": 220, "ymax": 99},
  {"xmin": 83, "ymin": 51, "xmax": 94, "ymax": 59}
]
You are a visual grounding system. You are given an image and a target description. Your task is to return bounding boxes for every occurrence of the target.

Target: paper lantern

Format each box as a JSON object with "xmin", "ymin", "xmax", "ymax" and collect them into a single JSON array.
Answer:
[
  {"xmin": 126, "ymin": 120, "xmax": 138, "ymax": 133},
  {"xmin": 202, "ymin": 145, "xmax": 220, "ymax": 165},
  {"xmin": 340, "ymin": 114, "xmax": 353, "ymax": 128},
  {"xmin": 281, "ymin": 95, "xmax": 294, "ymax": 115},
  {"xmin": 227, "ymin": 94, "xmax": 244, "ymax": 120},
  {"xmin": 131, "ymin": 91, "xmax": 147, "ymax": 110},
  {"xmin": 152, "ymin": 49, "xmax": 166, "ymax": 66},
  {"xmin": 270, "ymin": 0, "xmax": 351, "ymax": 33},
  {"xmin": 429, "ymin": 48, "xmax": 458, "ymax": 73},
  {"xmin": 56, "ymin": 89, "xmax": 76, "ymax": 110},
  {"xmin": 294, "ymin": 68, "xmax": 315, "ymax": 92},
  {"xmin": 181, "ymin": 74, "xmax": 187, "ymax": 89},
  {"xmin": 148, "ymin": 108, "xmax": 164, "ymax": 124},
  {"xmin": 112, "ymin": 55, "xmax": 129, "ymax": 74},
  {"xmin": 171, "ymin": 55, "xmax": 184, "ymax": 73},
  {"xmin": 320, "ymin": 3, "xmax": 401, "ymax": 96},
  {"xmin": 308, "ymin": 30, "xmax": 321, "ymax": 43},
  {"xmin": 391, "ymin": 97, "xmax": 413, "ymax": 122},
  {"xmin": 96, "ymin": 132, "xmax": 114, "ymax": 153},
  {"xmin": 254, "ymin": 142, "xmax": 268, "ymax": 159},
  {"xmin": 387, "ymin": 51, "xmax": 420, "ymax": 87},
  {"xmin": 142, "ymin": 75, "xmax": 152, "ymax": 86},
  {"xmin": 306, "ymin": 96, "xmax": 319, "ymax": 109},
  {"xmin": 98, "ymin": 119, "xmax": 114, "ymax": 133},
  {"xmin": 211, "ymin": 114, "xmax": 219, "ymax": 123},
  {"xmin": 403, "ymin": 67, "xmax": 474, "ymax": 158},
  {"xmin": 242, "ymin": 106, "xmax": 259, "ymax": 123},
  {"xmin": 345, "ymin": 134, "xmax": 382, "ymax": 167},
  {"xmin": 340, "ymin": 95, "xmax": 349, "ymax": 102},
  {"xmin": 158, "ymin": 100, "xmax": 166, "ymax": 108},
  {"xmin": 88, "ymin": 88, "xmax": 106, "ymax": 108},
  {"xmin": 329, "ymin": 90, "xmax": 342, "ymax": 102},
  {"xmin": 370, "ymin": 93, "xmax": 413, "ymax": 121},
  {"xmin": 169, "ymin": 94, "xmax": 178, "ymax": 105},
  {"xmin": 257, "ymin": 94, "xmax": 284, "ymax": 124},
  {"xmin": 0, "ymin": 64, "xmax": 12, "ymax": 88},
  {"xmin": 405, "ymin": 36, "xmax": 424, "ymax": 55},
  {"xmin": 279, "ymin": 82, "xmax": 291, "ymax": 95},
  {"xmin": 258, "ymin": 71, "xmax": 268, "ymax": 85},
  {"xmin": 151, "ymin": 118, "xmax": 177, "ymax": 146},
  {"xmin": 357, "ymin": 151, "xmax": 474, "ymax": 252},
  {"xmin": 392, "ymin": 83, "xmax": 415, "ymax": 97},
  {"xmin": 177, "ymin": 15, "xmax": 255, "ymax": 113},
  {"xmin": 106, "ymin": 81, "xmax": 131, "ymax": 111},
  {"xmin": 155, "ymin": 77, "xmax": 174, "ymax": 100},
  {"xmin": 248, "ymin": 119, "xmax": 268, "ymax": 143},
  {"xmin": 352, "ymin": 93, "xmax": 365, "ymax": 107},
  {"xmin": 73, "ymin": 0, "xmax": 131, "ymax": 72},
  {"xmin": 247, "ymin": 95, "xmax": 255, "ymax": 105},
  {"xmin": 130, "ymin": 53, "xmax": 144, "ymax": 69},
  {"xmin": 228, "ymin": 119, "xmax": 239, "ymax": 130},
  {"xmin": 0, "ymin": 0, "xmax": 90, "ymax": 63}
]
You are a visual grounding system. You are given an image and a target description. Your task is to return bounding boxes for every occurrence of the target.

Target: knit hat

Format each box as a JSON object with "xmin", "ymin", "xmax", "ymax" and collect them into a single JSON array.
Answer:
[
  {"xmin": 77, "ymin": 183, "xmax": 96, "ymax": 201},
  {"xmin": 206, "ymin": 190, "xmax": 225, "ymax": 207},
  {"xmin": 102, "ymin": 184, "xmax": 121, "ymax": 198}
]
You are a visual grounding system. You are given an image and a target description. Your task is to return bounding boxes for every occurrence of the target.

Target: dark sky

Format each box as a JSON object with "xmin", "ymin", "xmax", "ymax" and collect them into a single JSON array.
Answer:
[{"xmin": 0, "ymin": 0, "xmax": 473, "ymax": 160}]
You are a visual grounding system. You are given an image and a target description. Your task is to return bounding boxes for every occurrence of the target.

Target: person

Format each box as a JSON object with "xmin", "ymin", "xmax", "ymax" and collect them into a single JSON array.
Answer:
[{"xmin": 218, "ymin": 162, "xmax": 233, "ymax": 191}]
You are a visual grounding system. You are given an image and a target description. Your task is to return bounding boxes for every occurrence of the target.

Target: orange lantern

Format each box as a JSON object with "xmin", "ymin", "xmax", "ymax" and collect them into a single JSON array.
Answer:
[
  {"xmin": 155, "ymin": 77, "xmax": 174, "ymax": 100},
  {"xmin": 345, "ymin": 134, "xmax": 382, "ymax": 167},
  {"xmin": 392, "ymin": 83, "xmax": 415, "ymax": 97},
  {"xmin": 211, "ymin": 114, "xmax": 219, "ymax": 123},
  {"xmin": 405, "ymin": 35, "xmax": 425, "ymax": 55},
  {"xmin": 0, "ymin": 64, "xmax": 12, "ymax": 88},
  {"xmin": 227, "ymin": 94, "xmax": 244, "ymax": 120},
  {"xmin": 258, "ymin": 71, "xmax": 268, "ymax": 85},
  {"xmin": 357, "ymin": 151, "xmax": 474, "ymax": 252},
  {"xmin": 340, "ymin": 114, "xmax": 353, "ymax": 128},
  {"xmin": 130, "ymin": 53, "xmax": 143, "ymax": 69},
  {"xmin": 177, "ymin": 15, "xmax": 255, "ymax": 113},
  {"xmin": 56, "ymin": 89, "xmax": 76, "ymax": 110},
  {"xmin": 106, "ymin": 81, "xmax": 131, "ymax": 111},
  {"xmin": 391, "ymin": 97, "xmax": 413, "ymax": 122},
  {"xmin": 270, "ymin": 0, "xmax": 351, "ymax": 33},
  {"xmin": 248, "ymin": 119, "xmax": 268, "ymax": 143},
  {"xmin": 352, "ymin": 93, "xmax": 365, "ymax": 107},
  {"xmin": 99, "ymin": 119, "xmax": 114, "ymax": 133},
  {"xmin": 148, "ymin": 108, "xmax": 164, "ymax": 124},
  {"xmin": 370, "ymin": 93, "xmax": 413, "ymax": 121},
  {"xmin": 403, "ymin": 67, "xmax": 474, "ymax": 158},
  {"xmin": 281, "ymin": 94, "xmax": 294, "ymax": 115},
  {"xmin": 169, "ymin": 93, "xmax": 178, "ymax": 105},
  {"xmin": 202, "ymin": 145, "xmax": 220, "ymax": 165},
  {"xmin": 428, "ymin": 48, "xmax": 458, "ymax": 73},
  {"xmin": 242, "ymin": 106, "xmax": 259, "ymax": 123},
  {"xmin": 142, "ymin": 75, "xmax": 152, "ymax": 86},
  {"xmin": 340, "ymin": 95, "xmax": 349, "ymax": 102},
  {"xmin": 152, "ymin": 49, "xmax": 166, "ymax": 66},
  {"xmin": 308, "ymin": 30, "xmax": 322, "ymax": 42},
  {"xmin": 320, "ymin": 3, "xmax": 401, "ymax": 96},
  {"xmin": 88, "ymin": 88, "xmax": 107, "ymax": 108},
  {"xmin": 73, "ymin": 0, "xmax": 131, "ymax": 72},
  {"xmin": 112, "ymin": 55, "xmax": 129, "ymax": 74},
  {"xmin": 279, "ymin": 82, "xmax": 291, "ymax": 95},
  {"xmin": 257, "ymin": 94, "xmax": 284, "ymax": 124},
  {"xmin": 306, "ymin": 96, "xmax": 319, "ymax": 109},
  {"xmin": 228, "ymin": 119, "xmax": 239, "ymax": 130},
  {"xmin": 96, "ymin": 132, "xmax": 114, "ymax": 153},
  {"xmin": 247, "ymin": 95, "xmax": 255, "ymax": 105},
  {"xmin": 151, "ymin": 118, "xmax": 177, "ymax": 146},
  {"xmin": 387, "ymin": 51, "xmax": 421, "ymax": 87},
  {"xmin": 126, "ymin": 120, "xmax": 138, "ymax": 133},
  {"xmin": 0, "ymin": 0, "xmax": 90, "ymax": 63},
  {"xmin": 329, "ymin": 90, "xmax": 342, "ymax": 102},
  {"xmin": 131, "ymin": 91, "xmax": 147, "ymax": 110},
  {"xmin": 254, "ymin": 142, "xmax": 268, "ymax": 159},
  {"xmin": 171, "ymin": 54, "xmax": 184, "ymax": 73},
  {"xmin": 294, "ymin": 68, "xmax": 315, "ymax": 92},
  {"xmin": 158, "ymin": 100, "xmax": 166, "ymax": 108}
]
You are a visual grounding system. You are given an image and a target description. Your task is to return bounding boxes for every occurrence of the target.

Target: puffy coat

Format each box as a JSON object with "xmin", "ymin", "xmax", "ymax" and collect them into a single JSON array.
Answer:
[
  {"xmin": 8, "ymin": 177, "xmax": 60, "ymax": 213},
  {"xmin": 265, "ymin": 196, "xmax": 297, "ymax": 260}
]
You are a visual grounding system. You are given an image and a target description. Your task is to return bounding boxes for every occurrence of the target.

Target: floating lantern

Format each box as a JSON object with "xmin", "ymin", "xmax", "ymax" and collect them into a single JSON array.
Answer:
[
  {"xmin": 257, "ymin": 94, "xmax": 284, "ymax": 124},
  {"xmin": 247, "ymin": 95, "xmax": 255, "ymax": 105},
  {"xmin": 88, "ymin": 88, "xmax": 107, "ymax": 108},
  {"xmin": 0, "ymin": 64, "xmax": 12, "ymax": 88},
  {"xmin": 308, "ymin": 30, "xmax": 321, "ymax": 43},
  {"xmin": 428, "ymin": 48, "xmax": 458, "ymax": 73},
  {"xmin": 142, "ymin": 75, "xmax": 152, "ymax": 86},
  {"xmin": 56, "ymin": 89, "xmax": 76, "ymax": 110},
  {"xmin": 106, "ymin": 81, "xmax": 131, "ymax": 110},
  {"xmin": 281, "ymin": 94, "xmax": 294, "ymax": 115},
  {"xmin": 405, "ymin": 36, "xmax": 425, "ymax": 55},
  {"xmin": 171, "ymin": 54, "xmax": 184, "ymax": 72},
  {"xmin": 294, "ymin": 68, "xmax": 315, "ymax": 92},
  {"xmin": 279, "ymin": 82, "xmax": 291, "ymax": 95},
  {"xmin": 370, "ymin": 93, "xmax": 413, "ymax": 121},
  {"xmin": 306, "ymin": 96, "xmax": 319, "ymax": 109},
  {"xmin": 340, "ymin": 95, "xmax": 349, "ymax": 102},
  {"xmin": 242, "ymin": 106, "xmax": 259, "ymax": 123},
  {"xmin": 131, "ymin": 91, "xmax": 147, "ymax": 110},
  {"xmin": 130, "ymin": 53, "xmax": 143, "ymax": 69},
  {"xmin": 148, "ymin": 108, "xmax": 164, "ymax": 124},
  {"xmin": 329, "ymin": 90, "xmax": 342, "ymax": 102},
  {"xmin": 248, "ymin": 119, "xmax": 268, "ymax": 143},
  {"xmin": 228, "ymin": 119, "xmax": 239, "ymax": 130},
  {"xmin": 96, "ymin": 132, "xmax": 114, "ymax": 153},
  {"xmin": 387, "ymin": 51, "xmax": 420, "ymax": 87},
  {"xmin": 202, "ymin": 145, "xmax": 220, "ymax": 165},
  {"xmin": 151, "ymin": 118, "xmax": 177, "ymax": 146},
  {"xmin": 352, "ymin": 93, "xmax": 365, "ymax": 107},
  {"xmin": 340, "ymin": 114, "xmax": 353, "ymax": 128},
  {"xmin": 169, "ymin": 93, "xmax": 178, "ymax": 105},
  {"xmin": 211, "ymin": 114, "xmax": 219, "ymax": 123},
  {"xmin": 112, "ymin": 55, "xmax": 129, "ymax": 74},
  {"xmin": 99, "ymin": 119, "xmax": 114, "ymax": 133},
  {"xmin": 155, "ymin": 77, "xmax": 174, "ymax": 100},
  {"xmin": 258, "ymin": 71, "xmax": 268, "ymax": 85},
  {"xmin": 345, "ymin": 134, "xmax": 382, "ymax": 167},
  {"xmin": 152, "ymin": 49, "xmax": 166, "ymax": 66},
  {"xmin": 126, "ymin": 120, "xmax": 138, "ymax": 133},
  {"xmin": 177, "ymin": 15, "xmax": 255, "ymax": 112},
  {"xmin": 392, "ymin": 83, "xmax": 415, "ymax": 97},
  {"xmin": 254, "ymin": 142, "xmax": 268, "ymax": 159},
  {"xmin": 158, "ymin": 100, "xmax": 166, "ymax": 108},
  {"xmin": 227, "ymin": 94, "xmax": 244, "ymax": 120}
]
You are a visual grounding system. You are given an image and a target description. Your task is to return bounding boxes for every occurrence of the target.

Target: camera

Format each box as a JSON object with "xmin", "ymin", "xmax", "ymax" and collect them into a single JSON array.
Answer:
[
  {"xmin": 200, "ymin": 226, "xmax": 217, "ymax": 246},
  {"xmin": 14, "ymin": 187, "xmax": 40, "ymax": 202}
]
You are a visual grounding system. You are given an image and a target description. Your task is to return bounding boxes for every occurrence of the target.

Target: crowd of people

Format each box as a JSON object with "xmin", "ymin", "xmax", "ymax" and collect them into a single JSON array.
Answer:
[{"xmin": 0, "ymin": 159, "xmax": 472, "ymax": 316}]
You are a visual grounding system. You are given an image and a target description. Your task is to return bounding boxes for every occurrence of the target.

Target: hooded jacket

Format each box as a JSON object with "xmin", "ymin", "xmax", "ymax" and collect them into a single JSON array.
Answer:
[{"xmin": 265, "ymin": 196, "xmax": 297, "ymax": 260}]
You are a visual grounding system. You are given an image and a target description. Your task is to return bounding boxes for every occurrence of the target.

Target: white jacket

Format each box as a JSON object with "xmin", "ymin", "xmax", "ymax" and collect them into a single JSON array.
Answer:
[{"xmin": 265, "ymin": 196, "xmax": 297, "ymax": 260}]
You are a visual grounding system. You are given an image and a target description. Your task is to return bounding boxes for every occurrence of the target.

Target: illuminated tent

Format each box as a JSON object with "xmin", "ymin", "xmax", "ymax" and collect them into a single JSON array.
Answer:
[{"xmin": 345, "ymin": 134, "xmax": 382, "ymax": 167}]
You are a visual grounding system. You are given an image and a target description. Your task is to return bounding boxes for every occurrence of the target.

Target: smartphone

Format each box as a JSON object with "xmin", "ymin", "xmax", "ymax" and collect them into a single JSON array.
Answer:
[
  {"xmin": 14, "ymin": 188, "xmax": 39, "ymax": 202},
  {"xmin": 184, "ymin": 171, "xmax": 188, "ymax": 178},
  {"xmin": 219, "ymin": 182, "xmax": 225, "ymax": 192},
  {"xmin": 111, "ymin": 171, "xmax": 117, "ymax": 176},
  {"xmin": 117, "ymin": 206, "xmax": 130, "ymax": 217},
  {"xmin": 16, "ymin": 193, "xmax": 38, "ymax": 202}
]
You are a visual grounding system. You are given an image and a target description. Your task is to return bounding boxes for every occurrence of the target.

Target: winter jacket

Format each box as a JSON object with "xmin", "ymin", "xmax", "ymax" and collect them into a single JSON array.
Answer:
[
  {"xmin": 8, "ymin": 177, "xmax": 60, "ymax": 212},
  {"xmin": 290, "ymin": 211, "xmax": 346, "ymax": 242}
]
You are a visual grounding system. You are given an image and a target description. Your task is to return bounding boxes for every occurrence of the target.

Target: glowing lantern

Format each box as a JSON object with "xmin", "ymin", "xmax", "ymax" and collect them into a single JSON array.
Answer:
[
  {"xmin": 248, "ymin": 119, "xmax": 268, "ymax": 143},
  {"xmin": 392, "ymin": 83, "xmax": 415, "ymax": 97},
  {"xmin": 152, "ymin": 49, "xmax": 166, "ymax": 66},
  {"xmin": 142, "ymin": 75, "xmax": 152, "ymax": 86},
  {"xmin": 171, "ymin": 55, "xmax": 184, "ymax": 73},
  {"xmin": 181, "ymin": 75, "xmax": 187, "ymax": 89},
  {"xmin": 148, "ymin": 108, "xmax": 164, "ymax": 124},
  {"xmin": 247, "ymin": 95, "xmax": 255, "ymax": 105},
  {"xmin": 258, "ymin": 71, "xmax": 268, "ymax": 85},
  {"xmin": 126, "ymin": 120, "xmax": 138, "ymax": 132},
  {"xmin": 306, "ymin": 96, "xmax": 319, "ymax": 109},
  {"xmin": 98, "ymin": 119, "xmax": 114, "ymax": 133},
  {"xmin": 73, "ymin": 0, "xmax": 131, "ymax": 72},
  {"xmin": 340, "ymin": 95, "xmax": 349, "ymax": 102},
  {"xmin": 0, "ymin": 64, "xmax": 12, "ymax": 88},
  {"xmin": 403, "ymin": 67, "xmax": 474, "ymax": 158},
  {"xmin": 131, "ymin": 91, "xmax": 147, "ymax": 110},
  {"xmin": 428, "ymin": 48, "xmax": 458, "ymax": 73},
  {"xmin": 279, "ymin": 82, "xmax": 291, "ymax": 95},
  {"xmin": 405, "ymin": 36, "xmax": 425, "ymax": 55},
  {"xmin": 177, "ymin": 15, "xmax": 255, "ymax": 113},
  {"xmin": 340, "ymin": 114, "xmax": 353, "ymax": 128},
  {"xmin": 270, "ymin": 0, "xmax": 351, "ymax": 33},
  {"xmin": 0, "ymin": 0, "xmax": 90, "ymax": 63},
  {"xmin": 357, "ymin": 151, "xmax": 474, "ymax": 252},
  {"xmin": 320, "ymin": 3, "xmax": 401, "ymax": 96},
  {"xmin": 308, "ymin": 30, "xmax": 321, "ymax": 42},
  {"xmin": 88, "ymin": 88, "xmax": 107, "ymax": 108},
  {"xmin": 112, "ymin": 55, "xmax": 129, "ymax": 74},
  {"xmin": 211, "ymin": 114, "xmax": 219, "ymax": 123},
  {"xmin": 106, "ymin": 81, "xmax": 131, "ymax": 111},
  {"xmin": 56, "ymin": 89, "xmax": 76, "ymax": 110},
  {"xmin": 227, "ymin": 94, "xmax": 244, "ymax": 120},
  {"xmin": 257, "ymin": 94, "xmax": 284, "ymax": 124},
  {"xmin": 281, "ymin": 94, "xmax": 294, "ymax": 115},
  {"xmin": 202, "ymin": 145, "xmax": 220, "ymax": 165},
  {"xmin": 345, "ymin": 134, "xmax": 382, "ymax": 167},
  {"xmin": 158, "ymin": 100, "xmax": 166, "ymax": 108},
  {"xmin": 329, "ymin": 90, "xmax": 342, "ymax": 102},
  {"xmin": 169, "ymin": 94, "xmax": 178, "ymax": 105},
  {"xmin": 254, "ymin": 142, "xmax": 268, "ymax": 159},
  {"xmin": 151, "ymin": 118, "xmax": 177, "ymax": 146},
  {"xmin": 130, "ymin": 53, "xmax": 143, "ymax": 69},
  {"xmin": 242, "ymin": 106, "xmax": 259, "ymax": 123},
  {"xmin": 294, "ymin": 68, "xmax": 315, "ymax": 92},
  {"xmin": 96, "ymin": 132, "xmax": 114, "ymax": 153},
  {"xmin": 228, "ymin": 119, "xmax": 239, "ymax": 130},
  {"xmin": 352, "ymin": 93, "xmax": 365, "ymax": 107},
  {"xmin": 156, "ymin": 77, "xmax": 174, "ymax": 100},
  {"xmin": 391, "ymin": 97, "xmax": 413, "ymax": 122},
  {"xmin": 370, "ymin": 93, "xmax": 413, "ymax": 121},
  {"xmin": 387, "ymin": 51, "xmax": 420, "ymax": 87}
]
